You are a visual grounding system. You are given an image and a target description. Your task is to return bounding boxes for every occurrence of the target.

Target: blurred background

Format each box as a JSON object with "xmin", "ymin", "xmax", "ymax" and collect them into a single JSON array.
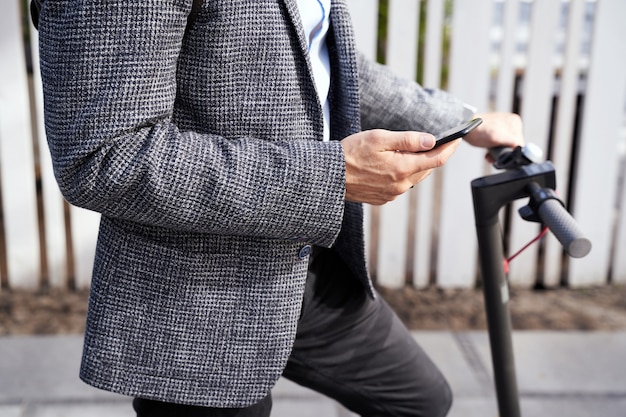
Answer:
[
  {"xmin": 0, "ymin": 0, "xmax": 625, "ymax": 331},
  {"xmin": 1, "ymin": 1, "xmax": 625, "ymax": 417}
]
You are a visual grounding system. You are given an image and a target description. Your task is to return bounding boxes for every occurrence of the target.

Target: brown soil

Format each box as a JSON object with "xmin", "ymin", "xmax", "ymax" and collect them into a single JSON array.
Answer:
[
  {"xmin": 1, "ymin": 284, "xmax": 626, "ymax": 336},
  {"xmin": 0, "ymin": 289, "xmax": 90, "ymax": 335},
  {"xmin": 377, "ymin": 284, "xmax": 626, "ymax": 331}
]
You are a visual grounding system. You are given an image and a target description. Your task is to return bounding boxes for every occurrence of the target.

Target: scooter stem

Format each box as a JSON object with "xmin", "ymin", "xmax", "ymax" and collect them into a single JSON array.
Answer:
[{"xmin": 471, "ymin": 161, "xmax": 557, "ymax": 417}]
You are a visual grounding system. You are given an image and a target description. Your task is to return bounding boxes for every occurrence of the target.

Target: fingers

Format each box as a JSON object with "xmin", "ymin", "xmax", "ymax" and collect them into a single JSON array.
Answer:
[
  {"xmin": 404, "ymin": 139, "xmax": 460, "ymax": 184},
  {"xmin": 342, "ymin": 130, "xmax": 459, "ymax": 205},
  {"xmin": 464, "ymin": 112, "xmax": 525, "ymax": 149}
]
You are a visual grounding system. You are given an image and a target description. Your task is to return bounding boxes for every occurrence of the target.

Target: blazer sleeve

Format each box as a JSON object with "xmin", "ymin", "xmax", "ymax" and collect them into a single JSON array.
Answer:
[
  {"xmin": 357, "ymin": 52, "xmax": 473, "ymax": 134},
  {"xmin": 38, "ymin": 0, "xmax": 346, "ymax": 247}
]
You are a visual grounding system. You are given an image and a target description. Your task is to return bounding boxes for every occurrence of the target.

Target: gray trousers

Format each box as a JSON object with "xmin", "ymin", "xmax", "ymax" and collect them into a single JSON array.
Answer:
[{"xmin": 133, "ymin": 248, "xmax": 452, "ymax": 417}]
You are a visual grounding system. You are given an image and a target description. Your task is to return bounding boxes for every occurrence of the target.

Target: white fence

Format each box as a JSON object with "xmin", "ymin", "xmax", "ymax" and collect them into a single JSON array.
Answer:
[{"xmin": 1, "ymin": 0, "xmax": 625, "ymax": 290}]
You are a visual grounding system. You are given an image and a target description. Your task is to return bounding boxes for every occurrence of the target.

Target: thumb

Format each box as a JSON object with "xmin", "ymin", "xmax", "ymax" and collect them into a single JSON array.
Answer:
[{"xmin": 390, "ymin": 131, "xmax": 436, "ymax": 153}]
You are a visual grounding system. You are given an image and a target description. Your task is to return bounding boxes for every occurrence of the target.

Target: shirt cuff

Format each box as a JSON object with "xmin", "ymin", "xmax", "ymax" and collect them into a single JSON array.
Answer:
[{"xmin": 462, "ymin": 103, "xmax": 478, "ymax": 121}]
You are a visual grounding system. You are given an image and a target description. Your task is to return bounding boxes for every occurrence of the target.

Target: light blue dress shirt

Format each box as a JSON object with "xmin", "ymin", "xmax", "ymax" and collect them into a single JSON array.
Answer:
[{"xmin": 296, "ymin": 0, "xmax": 332, "ymax": 141}]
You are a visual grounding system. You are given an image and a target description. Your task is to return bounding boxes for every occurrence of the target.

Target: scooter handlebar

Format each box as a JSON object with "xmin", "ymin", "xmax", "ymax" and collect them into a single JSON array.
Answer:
[
  {"xmin": 489, "ymin": 144, "xmax": 544, "ymax": 170},
  {"xmin": 537, "ymin": 199, "xmax": 591, "ymax": 258}
]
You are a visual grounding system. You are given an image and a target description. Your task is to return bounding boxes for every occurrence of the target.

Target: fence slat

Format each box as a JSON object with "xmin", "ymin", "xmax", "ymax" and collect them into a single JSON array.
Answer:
[
  {"xmin": 613, "ymin": 135, "xmax": 626, "ymax": 284},
  {"xmin": 30, "ymin": 27, "xmax": 69, "ymax": 288},
  {"xmin": 386, "ymin": 0, "xmax": 419, "ymax": 80},
  {"xmin": 569, "ymin": 0, "xmax": 626, "ymax": 287},
  {"xmin": 373, "ymin": 0, "xmax": 422, "ymax": 288},
  {"xmin": 345, "ymin": 0, "xmax": 379, "ymax": 61},
  {"xmin": 0, "ymin": 1, "xmax": 40, "ymax": 288},
  {"xmin": 422, "ymin": 0, "xmax": 445, "ymax": 88},
  {"xmin": 377, "ymin": 195, "xmax": 409, "ymax": 288},
  {"xmin": 494, "ymin": 0, "xmax": 521, "ymax": 113},
  {"xmin": 542, "ymin": 0, "xmax": 586, "ymax": 287},
  {"xmin": 508, "ymin": 0, "xmax": 562, "ymax": 287},
  {"xmin": 492, "ymin": 0, "xmax": 520, "ymax": 247},
  {"xmin": 413, "ymin": 0, "xmax": 445, "ymax": 288},
  {"xmin": 69, "ymin": 206, "xmax": 100, "ymax": 288},
  {"xmin": 435, "ymin": 0, "xmax": 493, "ymax": 288},
  {"xmin": 413, "ymin": 177, "xmax": 437, "ymax": 288}
]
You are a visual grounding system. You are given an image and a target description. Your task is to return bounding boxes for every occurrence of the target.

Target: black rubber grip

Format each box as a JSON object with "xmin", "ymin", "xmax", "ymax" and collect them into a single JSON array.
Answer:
[
  {"xmin": 488, "ymin": 146, "xmax": 511, "ymax": 162},
  {"xmin": 538, "ymin": 199, "xmax": 592, "ymax": 258}
]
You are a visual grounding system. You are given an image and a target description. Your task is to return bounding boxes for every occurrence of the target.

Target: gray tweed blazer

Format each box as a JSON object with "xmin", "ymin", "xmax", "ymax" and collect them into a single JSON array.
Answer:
[{"xmin": 39, "ymin": 0, "xmax": 469, "ymax": 408}]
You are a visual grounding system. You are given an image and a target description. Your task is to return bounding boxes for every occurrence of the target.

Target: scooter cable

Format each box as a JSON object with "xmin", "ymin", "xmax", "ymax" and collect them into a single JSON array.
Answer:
[{"xmin": 503, "ymin": 226, "xmax": 549, "ymax": 274}]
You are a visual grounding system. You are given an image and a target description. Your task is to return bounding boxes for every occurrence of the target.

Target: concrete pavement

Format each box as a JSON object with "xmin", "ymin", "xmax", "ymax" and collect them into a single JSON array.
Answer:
[{"xmin": 1, "ymin": 332, "xmax": 625, "ymax": 417}]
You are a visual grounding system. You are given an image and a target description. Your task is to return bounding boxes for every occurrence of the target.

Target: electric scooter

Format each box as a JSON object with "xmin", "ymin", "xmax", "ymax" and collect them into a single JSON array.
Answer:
[{"xmin": 471, "ymin": 145, "xmax": 592, "ymax": 417}]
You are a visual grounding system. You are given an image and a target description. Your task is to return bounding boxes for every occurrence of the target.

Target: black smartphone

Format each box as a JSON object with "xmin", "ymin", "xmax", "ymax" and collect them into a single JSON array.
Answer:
[{"xmin": 432, "ymin": 117, "xmax": 483, "ymax": 149}]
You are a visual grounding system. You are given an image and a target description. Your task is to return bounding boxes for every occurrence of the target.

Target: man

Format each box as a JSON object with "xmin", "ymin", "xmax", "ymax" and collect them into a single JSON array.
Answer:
[{"xmin": 38, "ymin": 0, "xmax": 522, "ymax": 416}]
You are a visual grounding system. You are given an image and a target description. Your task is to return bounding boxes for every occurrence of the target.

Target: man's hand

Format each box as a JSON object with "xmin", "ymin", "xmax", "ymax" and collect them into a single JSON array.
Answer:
[
  {"xmin": 463, "ymin": 112, "xmax": 525, "ymax": 160},
  {"xmin": 341, "ymin": 129, "xmax": 460, "ymax": 205}
]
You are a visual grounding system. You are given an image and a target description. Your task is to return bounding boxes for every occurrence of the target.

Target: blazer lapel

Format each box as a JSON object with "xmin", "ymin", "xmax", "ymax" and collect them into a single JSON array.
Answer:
[
  {"xmin": 282, "ymin": 0, "xmax": 361, "ymax": 140},
  {"xmin": 281, "ymin": 0, "xmax": 310, "ymax": 59},
  {"xmin": 327, "ymin": 0, "xmax": 361, "ymax": 139}
]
